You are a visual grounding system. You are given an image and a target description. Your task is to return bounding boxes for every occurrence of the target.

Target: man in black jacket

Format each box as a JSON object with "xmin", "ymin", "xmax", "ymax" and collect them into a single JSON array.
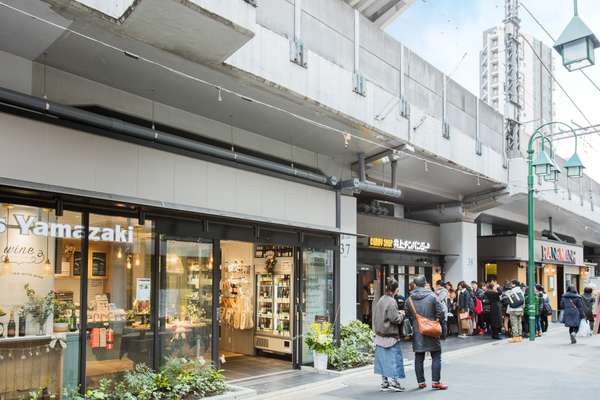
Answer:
[{"xmin": 405, "ymin": 276, "xmax": 448, "ymax": 390}]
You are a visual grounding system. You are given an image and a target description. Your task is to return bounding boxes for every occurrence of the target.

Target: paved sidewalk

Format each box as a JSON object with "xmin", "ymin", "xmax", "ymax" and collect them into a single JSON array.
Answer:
[{"xmin": 262, "ymin": 324, "xmax": 600, "ymax": 400}]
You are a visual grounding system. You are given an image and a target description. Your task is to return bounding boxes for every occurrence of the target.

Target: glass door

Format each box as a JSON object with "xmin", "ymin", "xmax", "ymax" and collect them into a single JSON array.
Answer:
[
  {"xmin": 158, "ymin": 236, "xmax": 214, "ymax": 366},
  {"xmin": 299, "ymin": 249, "xmax": 334, "ymax": 364}
]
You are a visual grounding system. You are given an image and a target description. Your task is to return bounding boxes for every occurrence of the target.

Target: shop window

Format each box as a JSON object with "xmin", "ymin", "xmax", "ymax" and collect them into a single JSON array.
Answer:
[
  {"xmin": 301, "ymin": 249, "xmax": 334, "ymax": 364},
  {"xmin": 158, "ymin": 238, "xmax": 213, "ymax": 365},
  {"xmin": 85, "ymin": 213, "xmax": 154, "ymax": 387},
  {"xmin": 0, "ymin": 204, "xmax": 81, "ymax": 398}
]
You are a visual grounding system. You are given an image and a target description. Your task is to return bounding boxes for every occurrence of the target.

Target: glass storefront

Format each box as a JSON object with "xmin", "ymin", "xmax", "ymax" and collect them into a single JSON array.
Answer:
[
  {"xmin": 0, "ymin": 205, "xmax": 82, "ymax": 398},
  {"xmin": 85, "ymin": 213, "xmax": 154, "ymax": 387},
  {"xmin": 0, "ymin": 198, "xmax": 338, "ymax": 397},
  {"xmin": 158, "ymin": 238, "xmax": 213, "ymax": 366}
]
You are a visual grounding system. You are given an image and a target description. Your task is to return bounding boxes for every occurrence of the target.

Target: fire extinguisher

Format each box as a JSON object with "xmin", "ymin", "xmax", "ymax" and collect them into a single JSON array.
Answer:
[{"xmin": 106, "ymin": 325, "xmax": 114, "ymax": 350}]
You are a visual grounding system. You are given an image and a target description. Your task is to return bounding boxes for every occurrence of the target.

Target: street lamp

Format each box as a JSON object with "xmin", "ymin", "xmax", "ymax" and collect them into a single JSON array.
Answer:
[
  {"xmin": 553, "ymin": 0, "xmax": 600, "ymax": 71},
  {"xmin": 527, "ymin": 122, "xmax": 584, "ymax": 341}
]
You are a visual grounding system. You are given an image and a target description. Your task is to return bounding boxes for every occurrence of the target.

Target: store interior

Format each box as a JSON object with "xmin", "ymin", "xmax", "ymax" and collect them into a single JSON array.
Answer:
[{"xmin": 218, "ymin": 240, "xmax": 293, "ymax": 380}]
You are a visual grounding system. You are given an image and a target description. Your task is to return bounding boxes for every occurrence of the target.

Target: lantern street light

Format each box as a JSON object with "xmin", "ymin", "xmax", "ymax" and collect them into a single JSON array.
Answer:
[
  {"xmin": 527, "ymin": 122, "xmax": 585, "ymax": 341},
  {"xmin": 553, "ymin": 0, "xmax": 600, "ymax": 71}
]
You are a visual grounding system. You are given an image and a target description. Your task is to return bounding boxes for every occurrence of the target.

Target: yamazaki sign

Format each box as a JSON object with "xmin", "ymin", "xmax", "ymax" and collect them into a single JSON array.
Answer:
[{"xmin": 0, "ymin": 214, "xmax": 134, "ymax": 243}]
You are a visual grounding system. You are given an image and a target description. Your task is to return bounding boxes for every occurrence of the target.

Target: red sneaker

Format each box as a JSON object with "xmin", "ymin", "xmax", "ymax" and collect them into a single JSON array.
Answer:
[
  {"xmin": 432, "ymin": 383, "xmax": 448, "ymax": 390},
  {"xmin": 418, "ymin": 383, "xmax": 427, "ymax": 389}
]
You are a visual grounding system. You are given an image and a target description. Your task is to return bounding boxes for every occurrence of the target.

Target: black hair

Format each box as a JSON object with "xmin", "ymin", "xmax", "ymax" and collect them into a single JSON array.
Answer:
[
  {"xmin": 436, "ymin": 280, "xmax": 444, "ymax": 286},
  {"xmin": 535, "ymin": 284, "xmax": 544, "ymax": 293},
  {"xmin": 567, "ymin": 285, "xmax": 578, "ymax": 294},
  {"xmin": 386, "ymin": 277, "xmax": 399, "ymax": 293},
  {"xmin": 511, "ymin": 279, "xmax": 520, "ymax": 286},
  {"xmin": 584, "ymin": 287, "xmax": 593, "ymax": 294}
]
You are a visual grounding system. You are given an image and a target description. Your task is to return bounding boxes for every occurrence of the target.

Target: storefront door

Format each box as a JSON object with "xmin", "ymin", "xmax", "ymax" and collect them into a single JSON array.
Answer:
[
  {"xmin": 153, "ymin": 217, "xmax": 220, "ymax": 368},
  {"xmin": 157, "ymin": 236, "xmax": 214, "ymax": 366},
  {"xmin": 298, "ymin": 248, "xmax": 334, "ymax": 365}
]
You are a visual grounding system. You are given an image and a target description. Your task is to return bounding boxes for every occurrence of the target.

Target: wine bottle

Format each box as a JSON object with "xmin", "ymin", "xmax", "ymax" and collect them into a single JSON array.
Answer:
[
  {"xmin": 7, "ymin": 311, "xmax": 16, "ymax": 337},
  {"xmin": 18, "ymin": 314, "xmax": 26, "ymax": 336}
]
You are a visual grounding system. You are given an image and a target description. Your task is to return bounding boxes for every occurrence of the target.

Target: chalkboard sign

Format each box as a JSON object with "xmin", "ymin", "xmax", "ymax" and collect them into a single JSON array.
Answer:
[
  {"xmin": 92, "ymin": 252, "xmax": 107, "ymax": 277},
  {"xmin": 73, "ymin": 251, "xmax": 82, "ymax": 276}
]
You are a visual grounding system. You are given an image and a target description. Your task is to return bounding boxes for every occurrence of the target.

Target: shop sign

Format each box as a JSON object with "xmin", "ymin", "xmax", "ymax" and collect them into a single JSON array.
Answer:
[
  {"xmin": 0, "ymin": 214, "xmax": 134, "ymax": 243},
  {"xmin": 541, "ymin": 245, "xmax": 577, "ymax": 264},
  {"xmin": 368, "ymin": 236, "xmax": 431, "ymax": 252}
]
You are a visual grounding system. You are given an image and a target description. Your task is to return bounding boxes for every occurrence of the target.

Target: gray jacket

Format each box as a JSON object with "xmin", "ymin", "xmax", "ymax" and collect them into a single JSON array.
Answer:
[
  {"xmin": 373, "ymin": 294, "xmax": 404, "ymax": 338},
  {"xmin": 405, "ymin": 287, "xmax": 444, "ymax": 353},
  {"xmin": 436, "ymin": 287, "xmax": 449, "ymax": 320}
]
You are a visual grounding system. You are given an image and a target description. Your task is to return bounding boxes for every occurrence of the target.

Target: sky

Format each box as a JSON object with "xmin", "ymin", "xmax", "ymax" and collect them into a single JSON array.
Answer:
[{"xmin": 386, "ymin": 0, "xmax": 600, "ymax": 181}]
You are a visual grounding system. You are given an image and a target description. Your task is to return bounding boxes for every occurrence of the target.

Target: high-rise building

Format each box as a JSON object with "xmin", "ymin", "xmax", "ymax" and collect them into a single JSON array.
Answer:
[{"xmin": 480, "ymin": 26, "xmax": 555, "ymax": 152}]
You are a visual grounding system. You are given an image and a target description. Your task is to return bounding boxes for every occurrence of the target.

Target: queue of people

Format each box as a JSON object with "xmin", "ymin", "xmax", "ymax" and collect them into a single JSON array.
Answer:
[{"xmin": 372, "ymin": 275, "xmax": 599, "ymax": 393}]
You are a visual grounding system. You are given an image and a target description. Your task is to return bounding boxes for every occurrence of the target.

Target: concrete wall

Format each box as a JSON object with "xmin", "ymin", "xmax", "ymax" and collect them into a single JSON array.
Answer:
[
  {"xmin": 0, "ymin": 111, "xmax": 337, "ymax": 230},
  {"xmin": 440, "ymin": 221, "xmax": 477, "ymax": 284},
  {"xmin": 240, "ymin": 0, "xmax": 508, "ymax": 184}
]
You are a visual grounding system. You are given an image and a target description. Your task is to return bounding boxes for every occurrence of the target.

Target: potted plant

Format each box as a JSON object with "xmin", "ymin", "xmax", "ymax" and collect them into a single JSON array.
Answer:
[
  {"xmin": 21, "ymin": 284, "xmax": 54, "ymax": 335},
  {"xmin": 53, "ymin": 299, "xmax": 72, "ymax": 333},
  {"xmin": 304, "ymin": 321, "xmax": 334, "ymax": 370}
]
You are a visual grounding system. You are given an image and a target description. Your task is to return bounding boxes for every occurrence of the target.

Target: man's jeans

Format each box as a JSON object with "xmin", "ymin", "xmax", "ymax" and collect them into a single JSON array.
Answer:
[
  {"xmin": 415, "ymin": 351, "xmax": 441, "ymax": 384},
  {"xmin": 509, "ymin": 311, "xmax": 523, "ymax": 337}
]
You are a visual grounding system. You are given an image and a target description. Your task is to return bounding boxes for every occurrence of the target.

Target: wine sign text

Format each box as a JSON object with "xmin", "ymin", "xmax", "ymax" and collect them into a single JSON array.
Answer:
[{"xmin": 0, "ymin": 214, "xmax": 134, "ymax": 243}]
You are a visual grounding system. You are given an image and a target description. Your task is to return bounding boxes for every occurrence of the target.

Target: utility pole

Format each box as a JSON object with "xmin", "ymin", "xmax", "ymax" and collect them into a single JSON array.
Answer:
[{"xmin": 504, "ymin": 0, "xmax": 522, "ymax": 158}]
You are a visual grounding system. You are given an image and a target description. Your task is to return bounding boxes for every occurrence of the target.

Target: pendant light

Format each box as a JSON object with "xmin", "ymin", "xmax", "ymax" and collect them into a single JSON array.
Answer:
[{"xmin": 44, "ymin": 209, "xmax": 53, "ymax": 274}]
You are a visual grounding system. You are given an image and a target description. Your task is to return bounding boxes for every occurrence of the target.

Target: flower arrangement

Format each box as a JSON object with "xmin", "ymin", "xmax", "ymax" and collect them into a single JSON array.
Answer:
[
  {"xmin": 21, "ymin": 284, "xmax": 54, "ymax": 335},
  {"xmin": 304, "ymin": 321, "xmax": 334, "ymax": 354},
  {"xmin": 265, "ymin": 254, "xmax": 278, "ymax": 275},
  {"xmin": 53, "ymin": 298, "xmax": 73, "ymax": 324}
]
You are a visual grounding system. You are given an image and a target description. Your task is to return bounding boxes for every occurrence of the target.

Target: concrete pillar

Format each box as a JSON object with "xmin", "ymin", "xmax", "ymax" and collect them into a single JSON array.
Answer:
[
  {"xmin": 339, "ymin": 195, "xmax": 357, "ymax": 324},
  {"xmin": 440, "ymin": 221, "xmax": 477, "ymax": 284}
]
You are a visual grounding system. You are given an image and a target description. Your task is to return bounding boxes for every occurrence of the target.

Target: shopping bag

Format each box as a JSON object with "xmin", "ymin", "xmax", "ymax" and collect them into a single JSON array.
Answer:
[{"xmin": 577, "ymin": 319, "xmax": 592, "ymax": 337}]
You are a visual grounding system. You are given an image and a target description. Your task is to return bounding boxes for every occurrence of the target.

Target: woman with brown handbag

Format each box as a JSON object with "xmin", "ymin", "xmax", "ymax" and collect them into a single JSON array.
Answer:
[{"xmin": 405, "ymin": 276, "xmax": 448, "ymax": 391}]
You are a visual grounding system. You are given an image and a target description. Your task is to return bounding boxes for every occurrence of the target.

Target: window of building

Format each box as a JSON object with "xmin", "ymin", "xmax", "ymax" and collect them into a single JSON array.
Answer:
[
  {"xmin": 85, "ymin": 213, "xmax": 154, "ymax": 387},
  {"xmin": 0, "ymin": 204, "xmax": 82, "ymax": 397}
]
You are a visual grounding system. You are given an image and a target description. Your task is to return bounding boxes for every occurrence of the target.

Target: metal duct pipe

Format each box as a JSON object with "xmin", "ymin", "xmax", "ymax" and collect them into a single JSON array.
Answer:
[
  {"xmin": 358, "ymin": 152, "xmax": 367, "ymax": 182},
  {"xmin": 0, "ymin": 87, "xmax": 336, "ymax": 186},
  {"xmin": 391, "ymin": 159, "xmax": 398, "ymax": 189},
  {"xmin": 338, "ymin": 178, "xmax": 402, "ymax": 199},
  {"xmin": 548, "ymin": 217, "xmax": 562, "ymax": 242}
]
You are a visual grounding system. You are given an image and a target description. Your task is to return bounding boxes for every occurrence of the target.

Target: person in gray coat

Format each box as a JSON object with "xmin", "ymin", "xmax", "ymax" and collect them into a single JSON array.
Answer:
[{"xmin": 405, "ymin": 276, "xmax": 448, "ymax": 390}]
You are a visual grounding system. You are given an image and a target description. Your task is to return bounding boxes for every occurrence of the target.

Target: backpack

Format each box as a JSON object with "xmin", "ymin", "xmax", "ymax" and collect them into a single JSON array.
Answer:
[
  {"xmin": 507, "ymin": 289, "xmax": 524, "ymax": 308},
  {"xmin": 474, "ymin": 297, "xmax": 483, "ymax": 315},
  {"xmin": 482, "ymin": 296, "xmax": 492, "ymax": 313}
]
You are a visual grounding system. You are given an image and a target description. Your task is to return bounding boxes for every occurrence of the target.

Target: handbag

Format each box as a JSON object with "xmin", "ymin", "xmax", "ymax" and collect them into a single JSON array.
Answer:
[{"xmin": 408, "ymin": 297, "xmax": 442, "ymax": 338}]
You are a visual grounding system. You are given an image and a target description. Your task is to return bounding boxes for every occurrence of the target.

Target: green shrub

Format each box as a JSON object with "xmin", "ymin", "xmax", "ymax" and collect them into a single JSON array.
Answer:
[
  {"xmin": 328, "ymin": 320, "xmax": 375, "ymax": 371},
  {"xmin": 25, "ymin": 358, "xmax": 227, "ymax": 400}
]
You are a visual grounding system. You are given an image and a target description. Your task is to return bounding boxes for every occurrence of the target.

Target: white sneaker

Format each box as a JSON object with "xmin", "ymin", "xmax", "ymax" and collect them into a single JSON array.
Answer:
[{"xmin": 389, "ymin": 381, "xmax": 406, "ymax": 392}]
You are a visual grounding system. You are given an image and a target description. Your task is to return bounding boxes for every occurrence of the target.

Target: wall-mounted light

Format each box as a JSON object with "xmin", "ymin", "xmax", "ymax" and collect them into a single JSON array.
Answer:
[{"xmin": 117, "ymin": 247, "xmax": 123, "ymax": 259}]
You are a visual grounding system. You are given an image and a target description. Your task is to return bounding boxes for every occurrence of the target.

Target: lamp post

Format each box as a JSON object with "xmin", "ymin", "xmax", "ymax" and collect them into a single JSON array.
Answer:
[
  {"xmin": 553, "ymin": 0, "xmax": 600, "ymax": 71},
  {"xmin": 527, "ymin": 122, "xmax": 584, "ymax": 341}
]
